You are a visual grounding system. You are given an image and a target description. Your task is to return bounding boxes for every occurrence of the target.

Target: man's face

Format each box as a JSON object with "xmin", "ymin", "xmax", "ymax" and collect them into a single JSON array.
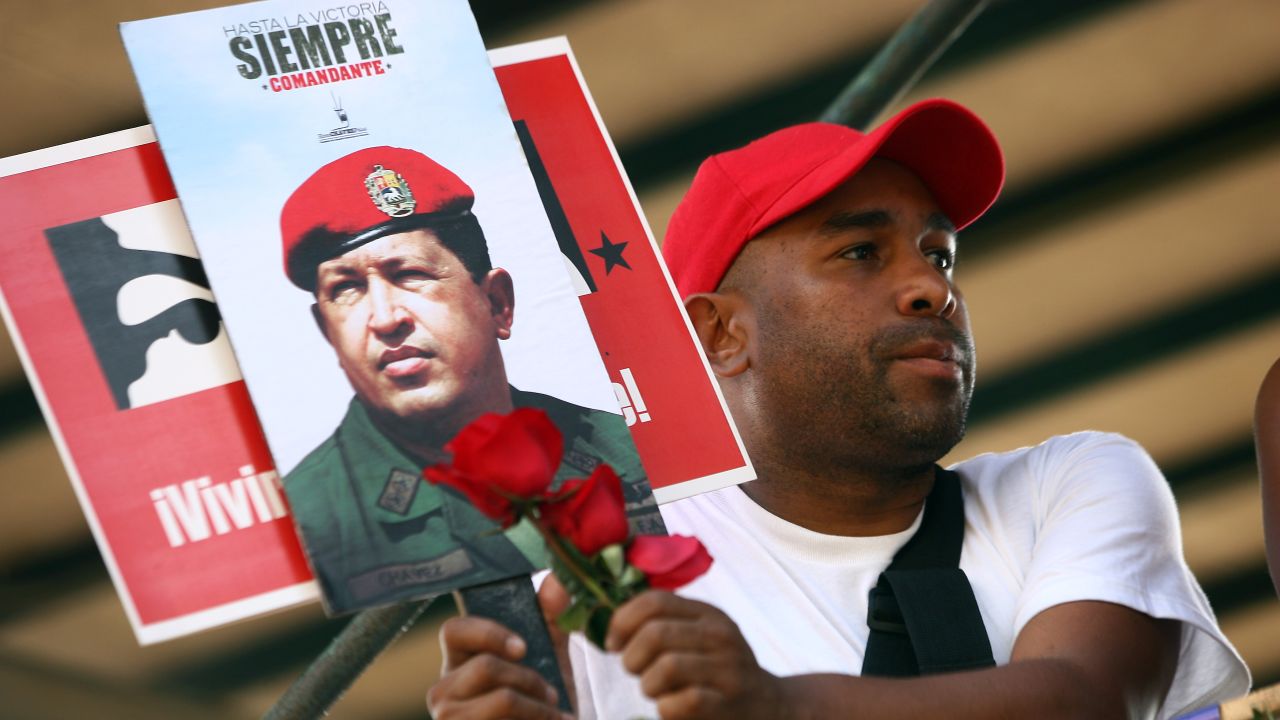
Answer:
[
  {"xmin": 312, "ymin": 229, "xmax": 512, "ymax": 432},
  {"xmin": 724, "ymin": 158, "xmax": 975, "ymax": 472}
]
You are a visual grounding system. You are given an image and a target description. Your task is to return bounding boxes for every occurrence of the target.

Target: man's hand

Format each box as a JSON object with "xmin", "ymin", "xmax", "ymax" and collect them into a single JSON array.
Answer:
[
  {"xmin": 606, "ymin": 590, "xmax": 785, "ymax": 720},
  {"xmin": 427, "ymin": 578, "xmax": 574, "ymax": 720},
  {"xmin": 605, "ymin": 593, "xmax": 1177, "ymax": 720}
]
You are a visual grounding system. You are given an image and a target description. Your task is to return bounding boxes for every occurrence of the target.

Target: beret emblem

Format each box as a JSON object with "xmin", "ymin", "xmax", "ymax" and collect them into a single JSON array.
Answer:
[{"xmin": 364, "ymin": 164, "xmax": 416, "ymax": 218}]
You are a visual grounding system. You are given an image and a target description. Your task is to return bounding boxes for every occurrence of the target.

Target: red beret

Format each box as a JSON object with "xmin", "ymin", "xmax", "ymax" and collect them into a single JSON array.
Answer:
[
  {"xmin": 661, "ymin": 98, "xmax": 1005, "ymax": 298},
  {"xmin": 281, "ymin": 146, "xmax": 475, "ymax": 289}
]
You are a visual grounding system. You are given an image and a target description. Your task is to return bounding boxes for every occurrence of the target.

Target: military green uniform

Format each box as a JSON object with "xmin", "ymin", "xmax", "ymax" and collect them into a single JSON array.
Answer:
[{"xmin": 284, "ymin": 387, "xmax": 655, "ymax": 613}]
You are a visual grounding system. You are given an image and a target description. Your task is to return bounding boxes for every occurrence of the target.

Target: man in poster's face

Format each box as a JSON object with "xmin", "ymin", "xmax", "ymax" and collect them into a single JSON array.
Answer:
[
  {"xmin": 281, "ymin": 145, "xmax": 519, "ymax": 458},
  {"xmin": 311, "ymin": 229, "xmax": 516, "ymax": 438}
]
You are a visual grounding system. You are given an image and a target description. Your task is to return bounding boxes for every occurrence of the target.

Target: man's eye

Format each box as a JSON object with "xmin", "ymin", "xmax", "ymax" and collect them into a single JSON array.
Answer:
[
  {"xmin": 395, "ymin": 269, "xmax": 432, "ymax": 283},
  {"xmin": 841, "ymin": 244, "xmax": 875, "ymax": 261},
  {"xmin": 327, "ymin": 280, "xmax": 361, "ymax": 301},
  {"xmin": 927, "ymin": 249, "xmax": 956, "ymax": 270}
]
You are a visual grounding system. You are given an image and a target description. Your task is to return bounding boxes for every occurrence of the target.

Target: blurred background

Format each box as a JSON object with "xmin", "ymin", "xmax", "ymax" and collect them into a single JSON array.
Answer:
[{"xmin": 2, "ymin": 0, "xmax": 1278, "ymax": 716}]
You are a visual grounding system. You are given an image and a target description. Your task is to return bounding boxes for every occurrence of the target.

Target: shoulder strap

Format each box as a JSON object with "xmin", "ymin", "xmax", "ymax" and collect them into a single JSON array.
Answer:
[{"xmin": 860, "ymin": 467, "xmax": 995, "ymax": 676}]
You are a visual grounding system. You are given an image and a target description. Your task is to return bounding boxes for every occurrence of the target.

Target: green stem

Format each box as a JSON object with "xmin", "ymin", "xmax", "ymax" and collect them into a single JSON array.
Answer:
[{"xmin": 530, "ymin": 519, "xmax": 617, "ymax": 610}]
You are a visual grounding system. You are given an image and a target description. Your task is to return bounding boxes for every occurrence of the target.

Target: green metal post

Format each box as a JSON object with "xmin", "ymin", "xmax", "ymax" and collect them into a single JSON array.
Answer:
[
  {"xmin": 821, "ymin": 0, "xmax": 990, "ymax": 129},
  {"xmin": 263, "ymin": 600, "xmax": 432, "ymax": 720}
]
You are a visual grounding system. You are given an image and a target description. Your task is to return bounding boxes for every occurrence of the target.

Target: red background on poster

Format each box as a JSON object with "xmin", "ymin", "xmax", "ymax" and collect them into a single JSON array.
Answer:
[
  {"xmin": 496, "ymin": 56, "xmax": 745, "ymax": 490},
  {"xmin": 0, "ymin": 144, "xmax": 312, "ymax": 627}
]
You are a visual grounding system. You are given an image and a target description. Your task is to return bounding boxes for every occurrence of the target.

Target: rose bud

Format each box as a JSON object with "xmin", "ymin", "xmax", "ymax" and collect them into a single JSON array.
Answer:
[
  {"xmin": 423, "ymin": 463, "xmax": 515, "ymax": 526},
  {"xmin": 424, "ymin": 408, "xmax": 565, "ymax": 524},
  {"xmin": 542, "ymin": 464, "xmax": 629, "ymax": 556},
  {"xmin": 626, "ymin": 535, "xmax": 713, "ymax": 590}
]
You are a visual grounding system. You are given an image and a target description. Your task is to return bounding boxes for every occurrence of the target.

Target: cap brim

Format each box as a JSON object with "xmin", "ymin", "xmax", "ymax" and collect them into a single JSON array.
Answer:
[{"xmin": 755, "ymin": 99, "xmax": 1005, "ymax": 236}]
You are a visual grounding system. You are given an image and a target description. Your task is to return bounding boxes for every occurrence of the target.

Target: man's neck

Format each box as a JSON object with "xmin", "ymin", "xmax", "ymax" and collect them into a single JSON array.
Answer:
[
  {"xmin": 738, "ymin": 455, "xmax": 935, "ymax": 537},
  {"xmin": 362, "ymin": 392, "xmax": 515, "ymax": 468}
]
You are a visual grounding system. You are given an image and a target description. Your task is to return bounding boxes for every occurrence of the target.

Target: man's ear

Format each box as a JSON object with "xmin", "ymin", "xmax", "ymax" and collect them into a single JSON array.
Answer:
[
  {"xmin": 310, "ymin": 302, "xmax": 331, "ymax": 344},
  {"xmin": 684, "ymin": 291, "xmax": 751, "ymax": 378},
  {"xmin": 482, "ymin": 268, "xmax": 515, "ymax": 340}
]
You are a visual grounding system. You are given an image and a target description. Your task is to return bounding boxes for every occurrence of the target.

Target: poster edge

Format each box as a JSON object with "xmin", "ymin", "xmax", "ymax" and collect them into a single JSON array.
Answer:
[
  {"xmin": 652, "ymin": 467, "xmax": 758, "ymax": 505},
  {"xmin": 487, "ymin": 36, "xmax": 570, "ymax": 67},
  {"xmin": 0, "ymin": 127, "xmax": 157, "ymax": 179},
  {"xmin": 136, "ymin": 580, "xmax": 320, "ymax": 645}
]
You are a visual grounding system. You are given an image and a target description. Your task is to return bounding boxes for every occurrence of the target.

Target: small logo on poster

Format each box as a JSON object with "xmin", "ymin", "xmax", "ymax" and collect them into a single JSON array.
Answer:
[
  {"xmin": 318, "ymin": 92, "xmax": 368, "ymax": 143},
  {"xmin": 45, "ymin": 200, "xmax": 242, "ymax": 410}
]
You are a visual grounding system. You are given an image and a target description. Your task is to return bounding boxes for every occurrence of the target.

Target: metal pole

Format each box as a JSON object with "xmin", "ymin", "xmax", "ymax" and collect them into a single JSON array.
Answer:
[
  {"xmin": 820, "ymin": 0, "xmax": 990, "ymax": 129},
  {"xmin": 263, "ymin": 599, "xmax": 432, "ymax": 720}
]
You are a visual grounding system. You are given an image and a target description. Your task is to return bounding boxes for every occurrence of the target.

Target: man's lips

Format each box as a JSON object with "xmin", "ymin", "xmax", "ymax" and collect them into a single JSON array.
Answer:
[
  {"xmin": 892, "ymin": 339, "xmax": 957, "ymax": 363},
  {"xmin": 378, "ymin": 347, "xmax": 433, "ymax": 378},
  {"xmin": 888, "ymin": 339, "xmax": 964, "ymax": 380}
]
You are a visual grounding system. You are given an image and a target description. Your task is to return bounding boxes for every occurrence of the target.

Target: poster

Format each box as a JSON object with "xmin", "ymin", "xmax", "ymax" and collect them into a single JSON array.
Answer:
[
  {"xmin": 122, "ymin": 1, "xmax": 666, "ymax": 613},
  {"xmin": 492, "ymin": 38, "xmax": 753, "ymax": 502},
  {"xmin": 0, "ymin": 128, "xmax": 315, "ymax": 643}
]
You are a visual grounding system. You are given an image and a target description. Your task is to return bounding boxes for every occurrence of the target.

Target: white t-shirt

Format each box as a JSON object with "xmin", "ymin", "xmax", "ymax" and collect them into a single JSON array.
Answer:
[{"xmin": 570, "ymin": 431, "xmax": 1250, "ymax": 719}]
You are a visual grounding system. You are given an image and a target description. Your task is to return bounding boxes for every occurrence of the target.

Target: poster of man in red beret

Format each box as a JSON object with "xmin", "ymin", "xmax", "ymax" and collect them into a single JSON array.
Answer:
[
  {"xmin": 120, "ymin": 2, "xmax": 750, "ymax": 614},
  {"xmin": 123, "ymin": 0, "xmax": 647, "ymax": 614}
]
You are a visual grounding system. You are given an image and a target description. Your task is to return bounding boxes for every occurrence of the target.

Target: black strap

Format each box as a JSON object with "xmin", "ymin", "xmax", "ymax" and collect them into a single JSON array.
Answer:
[{"xmin": 861, "ymin": 468, "xmax": 995, "ymax": 676}]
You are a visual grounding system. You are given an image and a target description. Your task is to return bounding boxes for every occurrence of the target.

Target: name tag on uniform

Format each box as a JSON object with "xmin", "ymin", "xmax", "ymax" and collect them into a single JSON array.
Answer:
[{"xmin": 346, "ymin": 548, "xmax": 475, "ymax": 603}]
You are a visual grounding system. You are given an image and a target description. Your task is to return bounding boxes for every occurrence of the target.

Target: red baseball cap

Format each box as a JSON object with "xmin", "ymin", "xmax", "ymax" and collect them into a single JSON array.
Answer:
[
  {"xmin": 661, "ymin": 98, "xmax": 1005, "ymax": 298},
  {"xmin": 281, "ymin": 146, "xmax": 475, "ymax": 290}
]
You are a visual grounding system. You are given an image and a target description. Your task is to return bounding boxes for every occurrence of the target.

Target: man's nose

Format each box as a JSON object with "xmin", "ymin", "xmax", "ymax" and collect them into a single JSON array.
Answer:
[
  {"xmin": 366, "ymin": 277, "xmax": 411, "ymax": 335},
  {"xmin": 894, "ymin": 252, "xmax": 957, "ymax": 319}
]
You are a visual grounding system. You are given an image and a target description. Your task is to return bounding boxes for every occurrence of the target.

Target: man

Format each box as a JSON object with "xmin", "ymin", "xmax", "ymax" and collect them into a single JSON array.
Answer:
[
  {"xmin": 279, "ymin": 146, "xmax": 649, "ymax": 613},
  {"xmin": 428, "ymin": 99, "xmax": 1249, "ymax": 719}
]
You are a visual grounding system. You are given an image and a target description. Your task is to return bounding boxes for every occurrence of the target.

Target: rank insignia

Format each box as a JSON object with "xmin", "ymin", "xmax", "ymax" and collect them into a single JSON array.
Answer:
[
  {"xmin": 365, "ymin": 164, "xmax": 416, "ymax": 218},
  {"xmin": 377, "ymin": 468, "xmax": 420, "ymax": 515}
]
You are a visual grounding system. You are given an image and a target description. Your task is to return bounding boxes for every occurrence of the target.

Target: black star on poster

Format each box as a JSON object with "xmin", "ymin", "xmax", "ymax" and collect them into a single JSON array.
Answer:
[{"xmin": 589, "ymin": 231, "xmax": 631, "ymax": 274}]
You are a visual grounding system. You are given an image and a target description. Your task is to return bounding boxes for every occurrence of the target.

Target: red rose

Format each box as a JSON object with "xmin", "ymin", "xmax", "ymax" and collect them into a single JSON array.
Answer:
[
  {"xmin": 423, "ymin": 408, "xmax": 563, "ymax": 526},
  {"xmin": 540, "ymin": 464, "xmax": 630, "ymax": 556},
  {"xmin": 424, "ymin": 463, "xmax": 517, "ymax": 525},
  {"xmin": 626, "ymin": 535, "xmax": 713, "ymax": 590}
]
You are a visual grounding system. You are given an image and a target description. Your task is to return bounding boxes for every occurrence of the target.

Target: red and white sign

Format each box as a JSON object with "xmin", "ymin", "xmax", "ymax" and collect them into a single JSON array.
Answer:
[
  {"xmin": 0, "ymin": 130, "xmax": 316, "ymax": 644},
  {"xmin": 493, "ymin": 38, "xmax": 752, "ymax": 501},
  {"xmin": 0, "ymin": 38, "xmax": 750, "ymax": 643}
]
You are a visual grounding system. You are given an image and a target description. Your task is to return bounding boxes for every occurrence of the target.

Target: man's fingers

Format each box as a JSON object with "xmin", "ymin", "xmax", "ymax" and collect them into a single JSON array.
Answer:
[
  {"xmin": 430, "ymin": 686, "xmax": 570, "ymax": 720},
  {"xmin": 537, "ymin": 575, "xmax": 572, "ymax": 652},
  {"xmin": 444, "ymin": 653, "xmax": 557, "ymax": 705},
  {"xmin": 619, "ymin": 617, "xmax": 719, "ymax": 674},
  {"xmin": 466, "ymin": 686, "xmax": 572, "ymax": 720},
  {"xmin": 605, "ymin": 590, "xmax": 703, "ymax": 652},
  {"xmin": 636, "ymin": 650, "xmax": 706, "ymax": 698},
  {"xmin": 430, "ymin": 616, "xmax": 570, "ymax": 720},
  {"xmin": 536, "ymin": 574, "xmax": 577, "ymax": 707},
  {"xmin": 653, "ymin": 684, "xmax": 726, "ymax": 720},
  {"xmin": 439, "ymin": 616, "xmax": 526, "ymax": 672},
  {"xmin": 538, "ymin": 573, "xmax": 571, "ymax": 620}
]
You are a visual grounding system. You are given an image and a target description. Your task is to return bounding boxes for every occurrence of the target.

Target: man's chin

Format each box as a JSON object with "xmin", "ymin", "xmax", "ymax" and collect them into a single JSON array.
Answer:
[
  {"xmin": 890, "ymin": 396, "xmax": 968, "ymax": 455},
  {"xmin": 362, "ymin": 388, "xmax": 456, "ymax": 426}
]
